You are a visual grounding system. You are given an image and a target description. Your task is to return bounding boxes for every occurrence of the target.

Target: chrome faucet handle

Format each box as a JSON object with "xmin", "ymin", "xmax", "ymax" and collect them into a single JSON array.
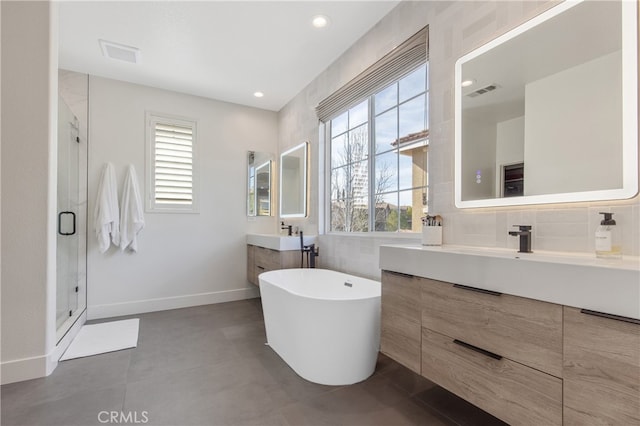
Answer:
[{"xmin": 513, "ymin": 225, "xmax": 532, "ymax": 231}]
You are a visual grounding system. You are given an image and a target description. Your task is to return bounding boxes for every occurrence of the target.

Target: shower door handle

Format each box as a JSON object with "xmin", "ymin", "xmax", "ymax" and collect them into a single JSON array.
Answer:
[{"xmin": 58, "ymin": 211, "xmax": 76, "ymax": 236}]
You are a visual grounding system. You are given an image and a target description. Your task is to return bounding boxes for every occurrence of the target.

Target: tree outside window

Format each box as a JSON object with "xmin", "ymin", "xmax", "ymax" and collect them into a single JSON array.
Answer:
[{"xmin": 329, "ymin": 64, "xmax": 429, "ymax": 233}]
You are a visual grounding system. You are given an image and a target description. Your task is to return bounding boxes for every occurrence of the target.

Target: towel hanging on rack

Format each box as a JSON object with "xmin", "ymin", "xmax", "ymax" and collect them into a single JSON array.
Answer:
[
  {"xmin": 94, "ymin": 162, "xmax": 120, "ymax": 253},
  {"xmin": 119, "ymin": 164, "xmax": 145, "ymax": 252}
]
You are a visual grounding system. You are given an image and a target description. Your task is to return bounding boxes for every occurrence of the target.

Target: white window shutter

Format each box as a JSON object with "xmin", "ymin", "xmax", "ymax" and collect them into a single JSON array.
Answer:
[
  {"xmin": 146, "ymin": 113, "xmax": 198, "ymax": 213},
  {"xmin": 153, "ymin": 122, "xmax": 194, "ymax": 205}
]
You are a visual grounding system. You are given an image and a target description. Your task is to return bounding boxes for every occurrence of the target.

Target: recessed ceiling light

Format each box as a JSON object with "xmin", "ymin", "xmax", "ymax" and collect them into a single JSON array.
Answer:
[
  {"xmin": 99, "ymin": 39, "xmax": 140, "ymax": 64},
  {"xmin": 461, "ymin": 79, "xmax": 476, "ymax": 88},
  {"xmin": 312, "ymin": 15, "xmax": 330, "ymax": 29},
  {"xmin": 254, "ymin": 92, "xmax": 264, "ymax": 98}
]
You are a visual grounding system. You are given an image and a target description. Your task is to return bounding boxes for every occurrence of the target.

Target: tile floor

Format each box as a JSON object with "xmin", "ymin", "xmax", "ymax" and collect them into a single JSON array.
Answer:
[{"xmin": 1, "ymin": 299, "xmax": 506, "ymax": 426}]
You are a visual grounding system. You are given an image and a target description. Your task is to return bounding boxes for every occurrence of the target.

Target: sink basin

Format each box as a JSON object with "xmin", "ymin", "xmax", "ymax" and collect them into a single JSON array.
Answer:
[
  {"xmin": 247, "ymin": 233, "xmax": 316, "ymax": 251},
  {"xmin": 435, "ymin": 245, "xmax": 640, "ymax": 269},
  {"xmin": 380, "ymin": 244, "xmax": 640, "ymax": 319}
]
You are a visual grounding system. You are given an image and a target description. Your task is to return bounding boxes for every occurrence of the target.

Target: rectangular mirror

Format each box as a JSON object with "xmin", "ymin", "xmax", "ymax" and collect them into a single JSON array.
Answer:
[
  {"xmin": 247, "ymin": 151, "xmax": 273, "ymax": 216},
  {"xmin": 280, "ymin": 142, "xmax": 308, "ymax": 218},
  {"xmin": 455, "ymin": 0, "xmax": 637, "ymax": 208}
]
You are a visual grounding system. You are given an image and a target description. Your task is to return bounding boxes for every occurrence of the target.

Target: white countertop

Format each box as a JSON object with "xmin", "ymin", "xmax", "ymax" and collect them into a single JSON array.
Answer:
[
  {"xmin": 247, "ymin": 233, "xmax": 317, "ymax": 251},
  {"xmin": 380, "ymin": 244, "xmax": 640, "ymax": 320}
]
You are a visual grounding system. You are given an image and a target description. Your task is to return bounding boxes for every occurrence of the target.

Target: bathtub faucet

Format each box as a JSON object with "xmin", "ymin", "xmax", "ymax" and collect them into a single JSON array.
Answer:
[
  {"xmin": 299, "ymin": 231, "xmax": 319, "ymax": 268},
  {"xmin": 306, "ymin": 244, "xmax": 319, "ymax": 268}
]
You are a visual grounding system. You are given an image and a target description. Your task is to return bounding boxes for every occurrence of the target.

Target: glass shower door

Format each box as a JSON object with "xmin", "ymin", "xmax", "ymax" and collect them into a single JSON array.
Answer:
[{"xmin": 56, "ymin": 96, "xmax": 83, "ymax": 333}]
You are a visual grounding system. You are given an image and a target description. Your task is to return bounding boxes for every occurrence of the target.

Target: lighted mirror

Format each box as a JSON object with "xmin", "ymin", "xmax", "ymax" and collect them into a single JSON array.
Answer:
[
  {"xmin": 247, "ymin": 151, "xmax": 273, "ymax": 216},
  {"xmin": 455, "ymin": 0, "xmax": 637, "ymax": 208},
  {"xmin": 280, "ymin": 142, "xmax": 308, "ymax": 218}
]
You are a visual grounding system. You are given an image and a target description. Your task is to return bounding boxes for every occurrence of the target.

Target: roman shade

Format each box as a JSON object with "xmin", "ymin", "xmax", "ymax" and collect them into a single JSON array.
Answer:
[{"xmin": 316, "ymin": 26, "xmax": 428, "ymax": 122}]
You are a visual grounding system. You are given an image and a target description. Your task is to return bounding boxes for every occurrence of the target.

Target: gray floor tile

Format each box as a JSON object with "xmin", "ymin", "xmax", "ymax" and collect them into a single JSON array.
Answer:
[
  {"xmin": 123, "ymin": 366, "xmax": 226, "ymax": 425},
  {"xmin": 1, "ymin": 350, "xmax": 131, "ymax": 412},
  {"xmin": 414, "ymin": 386, "xmax": 508, "ymax": 426},
  {"xmin": 126, "ymin": 328, "xmax": 237, "ymax": 384},
  {"xmin": 378, "ymin": 360, "xmax": 436, "ymax": 397},
  {"xmin": 1, "ymin": 386, "xmax": 125, "ymax": 426},
  {"xmin": 2, "ymin": 299, "xmax": 505, "ymax": 426},
  {"xmin": 352, "ymin": 373, "xmax": 415, "ymax": 406},
  {"xmin": 381, "ymin": 397, "xmax": 457, "ymax": 426}
]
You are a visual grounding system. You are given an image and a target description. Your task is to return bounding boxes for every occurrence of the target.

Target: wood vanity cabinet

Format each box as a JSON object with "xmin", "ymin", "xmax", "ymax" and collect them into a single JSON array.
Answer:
[
  {"xmin": 421, "ymin": 278, "xmax": 562, "ymax": 425},
  {"xmin": 421, "ymin": 279, "xmax": 563, "ymax": 377},
  {"xmin": 380, "ymin": 270, "xmax": 422, "ymax": 373},
  {"xmin": 246, "ymin": 244, "xmax": 300, "ymax": 286},
  {"xmin": 247, "ymin": 244, "xmax": 256, "ymax": 284},
  {"xmin": 381, "ymin": 271, "xmax": 563, "ymax": 425},
  {"xmin": 563, "ymin": 306, "xmax": 640, "ymax": 425},
  {"xmin": 422, "ymin": 328, "xmax": 562, "ymax": 425}
]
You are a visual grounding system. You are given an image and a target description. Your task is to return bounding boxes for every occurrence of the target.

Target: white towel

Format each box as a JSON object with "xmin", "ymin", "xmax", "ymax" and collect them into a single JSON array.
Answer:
[
  {"xmin": 119, "ymin": 164, "xmax": 145, "ymax": 252},
  {"xmin": 94, "ymin": 162, "xmax": 120, "ymax": 253}
]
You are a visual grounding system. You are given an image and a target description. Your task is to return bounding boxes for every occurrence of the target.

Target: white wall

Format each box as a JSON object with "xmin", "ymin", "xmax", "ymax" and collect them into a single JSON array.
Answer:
[
  {"xmin": 495, "ymin": 116, "xmax": 524, "ymax": 193},
  {"xmin": 524, "ymin": 50, "xmax": 622, "ymax": 196},
  {"xmin": 1, "ymin": 1, "xmax": 59, "ymax": 384},
  {"xmin": 278, "ymin": 0, "xmax": 639, "ymax": 281},
  {"xmin": 461, "ymin": 114, "xmax": 496, "ymax": 200},
  {"xmin": 0, "ymin": 0, "xmax": 3, "ymax": 385},
  {"xmin": 87, "ymin": 77, "xmax": 278, "ymax": 319},
  {"xmin": 278, "ymin": 2, "xmax": 437, "ymax": 278}
]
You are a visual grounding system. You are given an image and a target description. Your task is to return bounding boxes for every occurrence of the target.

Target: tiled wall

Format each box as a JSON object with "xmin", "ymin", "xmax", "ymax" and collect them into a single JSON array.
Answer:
[{"xmin": 278, "ymin": 0, "xmax": 639, "ymax": 280}]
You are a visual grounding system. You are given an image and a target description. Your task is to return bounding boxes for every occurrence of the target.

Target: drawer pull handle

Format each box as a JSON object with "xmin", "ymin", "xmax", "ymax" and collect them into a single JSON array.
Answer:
[
  {"xmin": 453, "ymin": 284, "xmax": 502, "ymax": 297},
  {"xmin": 453, "ymin": 339, "xmax": 503, "ymax": 360},
  {"xmin": 257, "ymin": 266, "xmax": 265, "ymax": 270},
  {"xmin": 580, "ymin": 309, "xmax": 640, "ymax": 325},
  {"xmin": 384, "ymin": 270, "xmax": 414, "ymax": 279}
]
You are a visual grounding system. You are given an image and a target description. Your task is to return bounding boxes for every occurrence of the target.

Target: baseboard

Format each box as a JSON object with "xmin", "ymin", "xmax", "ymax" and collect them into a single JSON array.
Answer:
[
  {"xmin": 87, "ymin": 287, "xmax": 260, "ymax": 320},
  {"xmin": 1, "ymin": 354, "xmax": 49, "ymax": 385},
  {"xmin": 1, "ymin": 311, "xmax": 88, "ymax": 385}
]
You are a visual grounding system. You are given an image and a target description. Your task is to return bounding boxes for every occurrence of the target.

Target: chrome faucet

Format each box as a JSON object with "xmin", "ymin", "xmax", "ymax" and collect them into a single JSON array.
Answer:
[
  {"xmin": 509, "ymin": 225, "xmax": 533, "ymax": 253},
  {"xmin": 281, "ymin": 221, "xmax": 292, "ymax": 236}
]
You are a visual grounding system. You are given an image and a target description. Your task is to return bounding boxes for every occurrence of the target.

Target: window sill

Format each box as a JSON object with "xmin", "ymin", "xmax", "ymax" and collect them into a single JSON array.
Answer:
[
  {"xmin": 323, "ymin": 231, "xmax": 421, "ymax": 240},
  {"xmin": 145, "ymin": 207, "xmax": 200, "ymax": 214}
]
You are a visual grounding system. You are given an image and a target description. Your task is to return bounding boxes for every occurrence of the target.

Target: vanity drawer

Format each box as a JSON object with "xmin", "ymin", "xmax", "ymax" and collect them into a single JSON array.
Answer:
[
  {"xmin": 421, "ymin": 278, "xmax": 562, "ymax": 377},
  {"xmin": 563, "ymin": 306, "xmax": 640, "ymax": 425},
  {"xmin": 381, "ymin": 310, "xmax": 421, "ymax": 374},
  {"xmin": 254, "ymin": 246, "xmax": 281, "ymax": 271},
  {"xmin": 382, "ymin": 271, "xmax": 421, "ymax": 322},
  {"xmin": 381, "ymin": 270, "xmax": 421, "ymax": 373},
  {"xmin": 422, "ymin": 328, "xmax": 562, "ymax": 426}
]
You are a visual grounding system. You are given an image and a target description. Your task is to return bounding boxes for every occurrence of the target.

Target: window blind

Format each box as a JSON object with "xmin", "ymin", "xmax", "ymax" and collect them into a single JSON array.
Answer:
[
  {"xmin": 316, "ymin": 26, "xmax": 428, "ymax": 122},
  {"xmin": 153, "ymin": 122, "xmax": 193, "ymax": 205}
]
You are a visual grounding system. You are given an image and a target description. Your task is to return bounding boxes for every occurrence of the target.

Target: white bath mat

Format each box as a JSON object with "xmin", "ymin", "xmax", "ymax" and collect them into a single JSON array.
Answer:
[{"xmin": 60, "ymin": 318, "xmax": 139, "ymax": 361}]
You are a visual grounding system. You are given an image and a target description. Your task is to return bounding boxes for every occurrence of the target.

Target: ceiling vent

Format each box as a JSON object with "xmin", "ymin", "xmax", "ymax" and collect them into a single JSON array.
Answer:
[
  {"xmin": 99, "ymin": 39, "xmax": 140, "ymax": 64},
  {"xmin": 466, "ymin": 84, "xmax": 498, "ymax": 98}
]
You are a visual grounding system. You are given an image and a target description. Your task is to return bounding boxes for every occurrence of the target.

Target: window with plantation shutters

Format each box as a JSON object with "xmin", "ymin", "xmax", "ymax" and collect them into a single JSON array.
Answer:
[{"xmin": 146, "ymin": 113, "xmax": 198, "ymax": 212}]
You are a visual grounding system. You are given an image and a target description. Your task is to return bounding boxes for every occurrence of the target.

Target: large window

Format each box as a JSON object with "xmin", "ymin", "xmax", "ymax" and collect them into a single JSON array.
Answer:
[
  {"xmin": 328, "ymin": 63, "xmax": 428, "ymax": 233},
  {"xmin": 146, "ymin": 112, "xmax": 198, "ymax": 213}
]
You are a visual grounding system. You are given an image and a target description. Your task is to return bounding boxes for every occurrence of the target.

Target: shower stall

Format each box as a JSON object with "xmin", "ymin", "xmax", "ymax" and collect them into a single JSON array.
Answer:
[{"xmin": 56, "ymin": 73, "xmax": 88, "ymax": 340}]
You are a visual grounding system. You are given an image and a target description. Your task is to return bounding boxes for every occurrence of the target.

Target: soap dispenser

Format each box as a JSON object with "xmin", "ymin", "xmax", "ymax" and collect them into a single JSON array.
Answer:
[{"xmin": 595, "ymin": 212, "xmax": 622, "ymax": 259}]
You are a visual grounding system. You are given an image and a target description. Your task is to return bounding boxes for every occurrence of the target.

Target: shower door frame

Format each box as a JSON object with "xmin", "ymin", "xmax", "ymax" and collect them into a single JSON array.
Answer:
[{"xmin": 56, "ymin": 93, "xmax": 88, "ymax": 342}]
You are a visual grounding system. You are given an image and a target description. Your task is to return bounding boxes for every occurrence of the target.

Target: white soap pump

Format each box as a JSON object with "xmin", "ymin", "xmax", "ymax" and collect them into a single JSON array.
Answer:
[{"xmin": 595, "ymin": 212, "xmax": 622, "ymax": 259}]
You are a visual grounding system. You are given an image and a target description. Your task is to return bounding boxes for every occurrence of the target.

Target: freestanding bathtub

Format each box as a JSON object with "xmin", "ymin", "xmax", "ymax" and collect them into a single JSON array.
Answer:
[{"xmin": 259, "ymin": 268, "xmax": 381, "ymax": 386}]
